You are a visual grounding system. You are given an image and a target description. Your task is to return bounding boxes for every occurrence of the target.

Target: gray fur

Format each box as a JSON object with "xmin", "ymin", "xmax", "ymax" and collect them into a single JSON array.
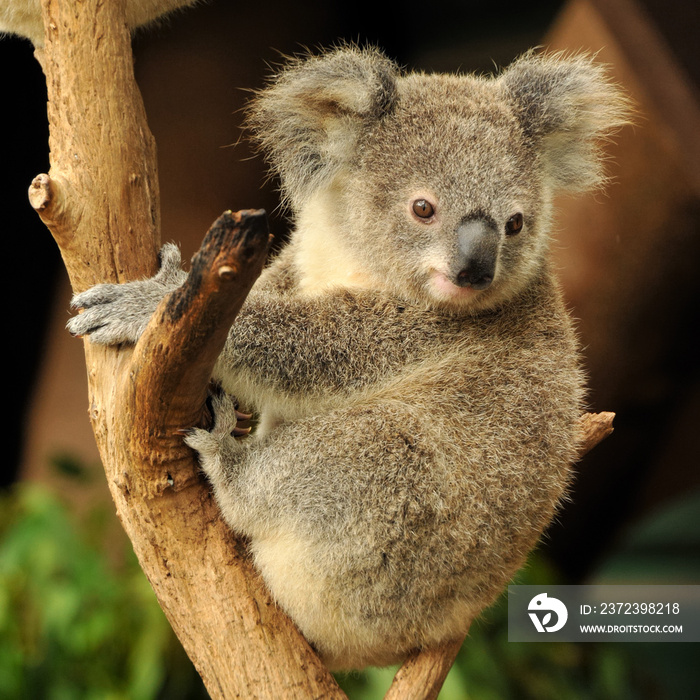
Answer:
[
  {"xmin": 67, "ymin": 46, "xmax": 629, "ymax": 670},
  {"xmin": 68, "ymin": 243, "xmax": 186, "ymax": 345}
]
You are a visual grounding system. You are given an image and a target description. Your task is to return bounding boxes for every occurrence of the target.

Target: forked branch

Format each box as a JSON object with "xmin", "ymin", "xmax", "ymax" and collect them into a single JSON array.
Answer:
[{"xmin": 111, "ymin": 209, "xmax": 345, "ymax": 698}]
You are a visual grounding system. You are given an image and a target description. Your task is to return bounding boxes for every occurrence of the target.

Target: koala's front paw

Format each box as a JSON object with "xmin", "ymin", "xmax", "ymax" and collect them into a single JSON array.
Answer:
[
  {"xmin": 66, "ymin": 282, "xmax": 152, "ymax": 345},
  {"xmin": 67, "ymin": 242, "xmax": 187, "ymax": 345}
]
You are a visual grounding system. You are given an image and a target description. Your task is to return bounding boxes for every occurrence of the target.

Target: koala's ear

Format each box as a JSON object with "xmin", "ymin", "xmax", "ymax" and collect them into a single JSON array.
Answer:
[
  {"xmin": 499, "ymin": 51, "xmax": 631, "ymax": 192},
  {"xmin": 248, "ymin": 46, "xmax": 399, "ymax": 209}
]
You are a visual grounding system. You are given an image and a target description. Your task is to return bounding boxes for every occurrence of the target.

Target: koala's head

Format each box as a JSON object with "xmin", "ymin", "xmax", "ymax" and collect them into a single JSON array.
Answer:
[{"xmin": 249, "ymin": 46, "xmax": 629, "ymax": 311}]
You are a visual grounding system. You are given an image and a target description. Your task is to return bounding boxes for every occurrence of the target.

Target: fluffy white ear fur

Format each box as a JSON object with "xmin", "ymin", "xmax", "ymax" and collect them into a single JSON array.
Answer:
[
  {"xmin": 499, "ymin": 51, "xmax": 631, "ymax": 192},
  {"xmin": 247, "ymin": 45, "xmax": 398, "ymax": 211}
]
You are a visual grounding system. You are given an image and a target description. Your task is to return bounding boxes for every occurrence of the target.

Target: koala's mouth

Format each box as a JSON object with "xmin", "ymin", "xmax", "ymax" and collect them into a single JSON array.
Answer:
[{"xmin": 429, "ymin": 270, "xmax": 489, "ymax": 303}]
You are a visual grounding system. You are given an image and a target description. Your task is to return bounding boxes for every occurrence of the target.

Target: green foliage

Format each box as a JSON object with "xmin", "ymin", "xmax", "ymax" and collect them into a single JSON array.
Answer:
[
  {"xmin": 0, "ymin": 482, "xmax": 207, "ymax": 700},
  {"xmin": 594, "ymin": 491, "xmax": 700, "ymax": 583}
]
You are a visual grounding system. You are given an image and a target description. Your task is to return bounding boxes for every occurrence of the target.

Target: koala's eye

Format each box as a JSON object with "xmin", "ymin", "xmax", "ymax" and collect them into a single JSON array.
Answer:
[
  {"xmin": 412, "ymin": 199, "xmax": 435, "ymax": 219},
  {"xmin": 505, "ymin": 213, "xmax": 523, "ymax": 236}
]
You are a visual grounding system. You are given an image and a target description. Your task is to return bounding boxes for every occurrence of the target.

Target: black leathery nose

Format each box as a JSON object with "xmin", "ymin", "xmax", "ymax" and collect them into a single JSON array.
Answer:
[
  {"xmin": 455, "ymin": 266, "xmax": 493, "ymax": 290},
  {"xmin": 454, "ymin": 218, "xmax": 498, "ymax": 291}
]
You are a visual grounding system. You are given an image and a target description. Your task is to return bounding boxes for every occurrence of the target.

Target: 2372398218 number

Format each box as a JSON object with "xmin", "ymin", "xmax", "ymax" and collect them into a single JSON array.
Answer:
[{"xmin": 600, "ymin": 603, "xmax": 680, "ymax": 615}]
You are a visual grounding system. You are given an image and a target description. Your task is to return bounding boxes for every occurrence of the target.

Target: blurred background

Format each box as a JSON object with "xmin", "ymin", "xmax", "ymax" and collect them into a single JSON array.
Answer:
[{"xmin": 2, "ymin": 0, "xmax": 699, "ymax": 697}]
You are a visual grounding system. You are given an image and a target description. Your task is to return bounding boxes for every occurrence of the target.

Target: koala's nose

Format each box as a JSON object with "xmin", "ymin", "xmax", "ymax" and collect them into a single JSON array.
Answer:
[
  {"xmin": 453, "ymin": 219, "xmax": 499, "ymax": 290},
  {"xmin": 456, "ymin": 266, "xmax": 493, "ymax": 290}
]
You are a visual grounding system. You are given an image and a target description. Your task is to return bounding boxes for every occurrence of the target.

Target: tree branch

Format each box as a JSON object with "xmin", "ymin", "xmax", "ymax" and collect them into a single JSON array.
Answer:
[
  {"xmin": 111, "ymin": 209, "xmax": 345, "ymax": 697},
  {"xmin": 127, "ymin": 209, "xmax": 272, "ymax": 494}
]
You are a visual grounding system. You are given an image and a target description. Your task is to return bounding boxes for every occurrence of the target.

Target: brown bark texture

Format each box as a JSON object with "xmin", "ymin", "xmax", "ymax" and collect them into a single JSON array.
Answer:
[{"xmin": 29, "ymin": 0, "xmax": 615, "ymax": 698}]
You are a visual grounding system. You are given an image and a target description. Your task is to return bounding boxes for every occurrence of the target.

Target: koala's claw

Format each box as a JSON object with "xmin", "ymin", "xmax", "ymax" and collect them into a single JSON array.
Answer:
[
  {"xmin": 66, "ymin": 298, "xmax": 144, "ymax": 345},
  {"xmin": 209, "ymin": 392, "xmax": 249, "ymax": 435},
  {"xmin": 68, "ymin": 322, "xmax": 104, "ymax": 338}
]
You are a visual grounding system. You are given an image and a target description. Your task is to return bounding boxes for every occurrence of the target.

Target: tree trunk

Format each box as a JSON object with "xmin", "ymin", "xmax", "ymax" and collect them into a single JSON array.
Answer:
[{"xmin": 29, "ymin": 1, "xmax": 616, "ymax": 698}]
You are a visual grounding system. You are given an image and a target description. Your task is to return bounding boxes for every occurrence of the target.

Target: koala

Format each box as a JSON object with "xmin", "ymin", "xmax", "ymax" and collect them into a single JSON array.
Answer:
[
  {"xmin": 67, "ymin": 46, "xmax": 628, "ymax": 670},
  {"xmin": 0, "ymin": 0, "xmax": 198, "ymax": 46}
]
